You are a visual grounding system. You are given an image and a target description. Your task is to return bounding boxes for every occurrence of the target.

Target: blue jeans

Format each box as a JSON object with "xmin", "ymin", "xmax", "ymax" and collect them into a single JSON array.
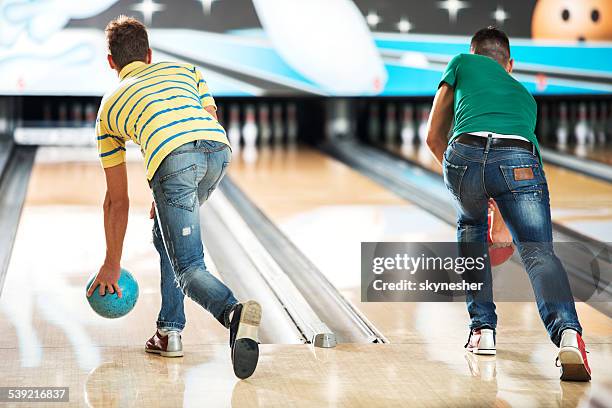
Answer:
[
  {"xmin": 443, "ymin": 137, "xmax": 582, "ymax": 346},
  {"xmin": 149, "ymin": 140, "xmax": 238, "ymax": 330}
]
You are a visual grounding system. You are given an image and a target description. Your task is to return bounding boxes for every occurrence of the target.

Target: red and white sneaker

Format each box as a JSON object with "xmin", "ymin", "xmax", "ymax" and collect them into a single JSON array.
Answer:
[
  {"xmin": 465, "ymin": 328, "xmax": 496, "ymax": 355},
  {"xmin": 557, "ymin": 329, "xmax": 591, "ymax": 381},
  {"xmin": 145, "ymin": 330, "xmax": 184, "ymax": 358}
]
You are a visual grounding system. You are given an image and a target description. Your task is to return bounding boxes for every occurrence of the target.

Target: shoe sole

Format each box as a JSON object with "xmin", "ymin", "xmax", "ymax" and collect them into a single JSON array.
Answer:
[
  {"xmin": 558, "ymin": 347, "xmax": 591, "ymax": 382},
  {"xmin": 145, "ymin": 348, "xmax": 184, "ymax": 358},
  {"xmin": 467, "ymin": 348, "xmax": 496, "ymax": 356},
  {"xmin": 232, "ymin": 300, "xmax": 261, "ymax": 379}
]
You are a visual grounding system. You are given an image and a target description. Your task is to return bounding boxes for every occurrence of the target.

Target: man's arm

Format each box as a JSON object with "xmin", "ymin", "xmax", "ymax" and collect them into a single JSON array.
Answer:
[
  {"xmin": 87, "ymin": 163, "xmax": 129, "ymax": 297},
  {"xmin": 195, "ymin": 68, "xmax": 218, "ymax": 121},
  {"xmin": 426, "ymin": 83, "xmax": 455, "ymax": 166},
  {"xmin": 205, "ymin": 106, "xmax": 218, "ymax": 121}
]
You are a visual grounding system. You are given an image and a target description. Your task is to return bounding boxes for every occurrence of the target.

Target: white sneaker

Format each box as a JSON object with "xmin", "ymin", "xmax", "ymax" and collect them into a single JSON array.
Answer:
[
  {"xmin": 557, "ymin": 329, "xmax": 591, "ymax": 381},
  {"xmin": 465, "ymin": 328, "xmax": 496, "ymax": 355}
]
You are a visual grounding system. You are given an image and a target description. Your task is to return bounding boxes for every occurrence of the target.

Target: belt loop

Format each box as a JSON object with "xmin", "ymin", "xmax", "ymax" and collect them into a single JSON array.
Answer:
[
  {"xmin": 485, "ymin": 134, "xmax": 492, "ymax": 154},
  {"xmin": 532, "ymin": 142, "xmax": 536, "ymax": 156}
]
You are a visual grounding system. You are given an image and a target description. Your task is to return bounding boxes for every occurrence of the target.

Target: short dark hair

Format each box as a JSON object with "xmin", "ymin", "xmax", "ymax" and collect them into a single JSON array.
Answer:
[
  {"xmin": 470, "ymin": 26, "xmax": 511, "ymax": 65},
  {"xmin": 105, "ymin": 15, "xmax": 149, "ymax": 70}
]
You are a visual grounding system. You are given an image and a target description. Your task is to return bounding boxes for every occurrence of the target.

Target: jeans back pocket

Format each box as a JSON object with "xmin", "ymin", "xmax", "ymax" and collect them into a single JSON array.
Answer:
[
  {"xmin": 160, "ymin": 164, "xmax": 198, "ymax": 211},
  {"xmin": 499, "ymin": 164, "xmax": 544, "ymax": 201},
  {"xmin": 443, "ymin": 157, "xmax": 468, "ymax": 200}
]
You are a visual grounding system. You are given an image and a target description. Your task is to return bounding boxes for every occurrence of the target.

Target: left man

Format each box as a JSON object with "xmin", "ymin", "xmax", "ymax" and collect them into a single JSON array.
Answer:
[{"xmin": 86, "ymin": 15, "xmax": 262, "ymax": 380}]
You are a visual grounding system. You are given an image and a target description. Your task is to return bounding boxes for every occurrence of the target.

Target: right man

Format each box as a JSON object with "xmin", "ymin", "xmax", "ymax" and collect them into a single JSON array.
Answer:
[{"xmin": 426, "ymin": 26, "xmax": 591, "ymax": 382}]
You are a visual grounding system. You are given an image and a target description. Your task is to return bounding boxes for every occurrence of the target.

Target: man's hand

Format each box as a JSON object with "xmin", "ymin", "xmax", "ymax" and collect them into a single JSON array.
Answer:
[
  {"xmin": 149, "ymin": 201, "xmax": 156, "ymax": 219},
  {"xmin": 87, "ymin": 263, "xmax": 123, "ymax": 298},
  {"xmin": 489, "ymin": 200, "xmax": 513, "ymax": 248},
  {"xmin": 426, "ymin": 83, "xmax": 455, "ymax": 166}
]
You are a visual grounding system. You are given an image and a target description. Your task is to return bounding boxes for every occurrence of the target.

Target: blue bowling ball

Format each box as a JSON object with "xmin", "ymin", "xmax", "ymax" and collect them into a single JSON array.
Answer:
[{"xmin": 86, "ymin": 269, "xmax": 139, "ymax": 318}]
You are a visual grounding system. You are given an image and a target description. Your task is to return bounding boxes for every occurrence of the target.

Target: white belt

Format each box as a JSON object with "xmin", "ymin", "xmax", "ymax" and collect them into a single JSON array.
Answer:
[{"xmin": 470, "ymin": 131, "xmax": 529, "ymax": 142}]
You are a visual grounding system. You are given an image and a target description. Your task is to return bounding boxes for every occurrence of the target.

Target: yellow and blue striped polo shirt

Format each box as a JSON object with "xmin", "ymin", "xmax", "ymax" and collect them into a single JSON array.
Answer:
[{"xmin": 96, "ymin": 61, "xmax": 229, "ymax": 180}]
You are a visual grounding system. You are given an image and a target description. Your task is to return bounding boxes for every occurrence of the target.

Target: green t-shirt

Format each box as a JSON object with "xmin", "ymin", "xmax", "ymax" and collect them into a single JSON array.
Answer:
[{"xmin": 440, "ymin": 53, "xmax": 540, "ymax": 160}]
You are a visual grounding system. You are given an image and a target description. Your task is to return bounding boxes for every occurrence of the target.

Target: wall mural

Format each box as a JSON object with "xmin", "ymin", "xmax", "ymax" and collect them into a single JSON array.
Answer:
[{"xmin": 0, "ymin": 0, "xmax": 610, "ymax": 96}]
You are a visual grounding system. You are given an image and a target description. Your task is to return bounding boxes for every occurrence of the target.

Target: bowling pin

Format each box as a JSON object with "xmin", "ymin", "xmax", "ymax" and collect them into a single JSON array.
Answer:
[
  {"xmin": 42, "ymin": 102, "xmax": 52, "ymax": 125},
  {"xmin": 242, "ymin": 143, "xmax": 259, "ymax": 164},
  {"xmin": 385, "ymin": 103, "xmax": 397, "ymax": 145},
  {"xmin": 228, "ymin": 104, "xmax": 241, "ymax": 150},
  {"xmin": 71, "ymin": 102, "xmax": 83, "ymax": 126},
  {"xmin": 556, "ymin": 103, "xmax": 569, "ymax": 147},
  {"xmin": 251, "ymin": 0, "xmax": 387, "ymax": 95},
  {"xmin": 85, "ymin": 103, "xmax": 96, "ymax": 125},
  {"xmin": 328, "ymin": 99, "xmax": 351, "ymax": 138},
  {"xmin": 416, "ymin": 105, "xmax": 430, "ymax": 144},
  {"xmin": 588, "ymin": 102, "xmax": 598, "ymax": 145},
  {"xmin": 58, "ymin": 103, "xmax": 68, "ymax": 126},
  {"xmin": 608, "ymin": 102, "xmax": 612, "ymax": 142},
  {"xmin": 575, "ymin": 103, "xmax": 589, "ymax": 146},
  {"xmin": 368, "ymin": 103, "xmax": 380, "ymax": 142},
  {"xmin": 575, "ymin": 143, "xmax": 588, "ymax": 159},
  {"xmin": 272, "ymin": 103, "xmax": 284, "ymax": 144},
  {"xmin": 400, "ymin": 104, "xmax": 415, "ymax": 146},
  {"xmin": 287, "ymin": 102, "xmax": 298, "ymax": 144},
  {"xmin": 258, "ymin": 104, "xmax": 272, "ymax": 145},
  {"xmin": 598, "ymin": 102, "xmax": 608, "ymax": 144},
  {"xmin": 242, "ymin": 105, "xmax": 258, "ymax": 148}
]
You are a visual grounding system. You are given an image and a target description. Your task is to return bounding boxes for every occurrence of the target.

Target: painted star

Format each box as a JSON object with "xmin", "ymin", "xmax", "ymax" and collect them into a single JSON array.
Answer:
[
  {"xmin": 438, "ymin": 0, "xmax": 470, "ymax": 23},
  {"xmin": 366, "ymin": 10, "xmax": 381, "ymax": 29},
  {"xmin": 492, "ymin": 6, "xmax": 510, "ymax": 25},
  {"xmin": 397, "ymin": 18, "xmax": 413, "ymax": 34},
  {"xmin": 196, "ymin": 0, "xmax": 219, "ymax": 15},
  {"xmin": 131, "ymin": 0, "xmax": 166, "ymax": 25}
]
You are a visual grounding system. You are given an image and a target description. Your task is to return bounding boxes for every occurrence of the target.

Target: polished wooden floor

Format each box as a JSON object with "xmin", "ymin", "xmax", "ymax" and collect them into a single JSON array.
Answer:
[
  {"xmin": 545, "ymin": 144, "xmax": 612, "ymax": 166},
  {"xmin": 229, "ymin": 145, "xmax": 612, "ymax": 406},
  {"xmin": 0, "ymin": 146, "xmax": 610, "ymax": 407}
]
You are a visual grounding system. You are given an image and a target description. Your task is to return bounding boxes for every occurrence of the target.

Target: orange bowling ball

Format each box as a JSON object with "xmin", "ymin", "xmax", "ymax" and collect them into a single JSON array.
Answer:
[{"xmin": 532, "ymin": 0, "xmax": 612, "ymax": 42}]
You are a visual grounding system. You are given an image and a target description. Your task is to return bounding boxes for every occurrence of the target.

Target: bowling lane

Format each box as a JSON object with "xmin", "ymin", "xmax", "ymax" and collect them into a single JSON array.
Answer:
[
  {"xmin": 229, "ymin": 144, "xmax": 612, "ymax": 402},
  {"xmin": 228, "ymin": 146, "xmax": 612, "ymax": 341},
  {"xmin": 545, "ymin": 144, "xmax": 612, "ymax": 166},
  {"xmin": 387, "ymin": 143, "xmax": 612, "ymax": 241},
  {"xmin": 1, "ymin": 146, "xmax": 610, "ymax": 406},
  {"xmin": 0, "ymin": 147, "xmax": 465, "ymax": 407},
  {"xmin": 227, "ymin": 145, "xmax": 458, "ymax": 341}
]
